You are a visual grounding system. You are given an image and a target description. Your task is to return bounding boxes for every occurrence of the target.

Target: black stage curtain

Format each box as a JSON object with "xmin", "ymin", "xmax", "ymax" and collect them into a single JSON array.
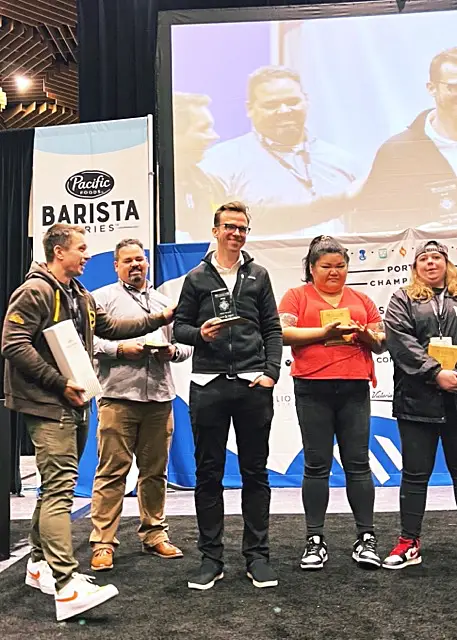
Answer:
[
  {"xmin": 0, "ymin": 128, "xmax": 34, "ymax": 499},
  {"xmin": 77, "ymin": 0, "xmax": 347, "ymax": 123},
  {"xmin": 78, "ymin": 0, "xmax": 158, "ymax": 123}
]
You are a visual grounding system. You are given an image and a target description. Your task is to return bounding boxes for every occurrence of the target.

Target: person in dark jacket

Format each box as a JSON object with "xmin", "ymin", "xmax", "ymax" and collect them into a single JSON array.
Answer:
[
  {"xmin": 173, "ymin": 92, "xmax": 227, "ymax": 242},
  {"xmin": 1, "ymin": 224, "xmax": 174, "ymax": 622},
  {"xmin": 345, "ymin": 46, "xmax": 457, "ymax": 233},
  {"xmin": 173, "ymin": 201, "xmax": 283, "ymax": 591},
  {"xmin": 383, "ymin": 240, "xmax": 457, "ymax": 570}
]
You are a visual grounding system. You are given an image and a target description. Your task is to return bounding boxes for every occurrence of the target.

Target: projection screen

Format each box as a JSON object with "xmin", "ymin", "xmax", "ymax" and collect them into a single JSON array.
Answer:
[{"xmin": 157, "ymin": 0, "xmax": 457, "ymax": 243}]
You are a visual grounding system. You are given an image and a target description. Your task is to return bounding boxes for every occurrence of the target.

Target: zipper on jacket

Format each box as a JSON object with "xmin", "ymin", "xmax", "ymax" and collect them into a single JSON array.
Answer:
[
  {"xmin": 207, "ymin": 261, "xmax": 244, "ymax": 378},
  {"xmin": 228, "ymin": 328, "xmax": 235, "ymax": 377},
  {"xmin": 229, "ymin": 271, "xmax": 247, "ymax": 378},
  {"xmin": 53, "ymin": 289, "xmax": 61, "ymax": 322},
  {"xmin": 235, "ymin": 272, "xmax": 245, "ymax": 301}
]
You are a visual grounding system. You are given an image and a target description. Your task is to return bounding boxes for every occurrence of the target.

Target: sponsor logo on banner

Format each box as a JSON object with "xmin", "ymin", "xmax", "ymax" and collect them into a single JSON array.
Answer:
[
  {"xmin": 43, "ymin": 168, "xmax": 139, "ymax": 235},
  {"xmin": 32, "ymin": 118, "xmax": 150, "ymax": 259},
  {"xmin": 41, "ymin": 197, "xmax": 140, "ymax": 234},
  {"xmin": 65, "ymin": 170, "xmax": 115, "ymax": 199},
  {"xmin": 378, "ymin": 248, "xmax": 388, "ymax": 259}
]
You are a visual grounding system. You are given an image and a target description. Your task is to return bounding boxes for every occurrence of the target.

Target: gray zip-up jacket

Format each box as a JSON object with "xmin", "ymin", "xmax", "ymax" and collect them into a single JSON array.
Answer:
[{"xmin": 93, "ymin": 280, "xmax": 191, "ymax": 402}]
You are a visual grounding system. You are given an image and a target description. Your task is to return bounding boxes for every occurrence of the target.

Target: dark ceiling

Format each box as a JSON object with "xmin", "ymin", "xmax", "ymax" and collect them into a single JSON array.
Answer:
[{"xmin": 0, "ymin": 0, "xmax": 78, "ymax": 129}]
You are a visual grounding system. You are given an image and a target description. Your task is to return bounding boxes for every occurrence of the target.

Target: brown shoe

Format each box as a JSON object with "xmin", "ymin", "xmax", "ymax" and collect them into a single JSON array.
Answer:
[
  {"xmin": 91, "ymin": 547, "xmax": 114, "ymax": 571},
  {"xmin": 143, "ymin": 541, "xmax": 183, "ymax": 559}
]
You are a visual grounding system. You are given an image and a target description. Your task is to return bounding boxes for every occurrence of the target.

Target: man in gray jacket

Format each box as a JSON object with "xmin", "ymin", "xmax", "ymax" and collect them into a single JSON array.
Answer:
[{"xmin": 89, "ymin": 238, "xmax": 191, "ymax": 571}]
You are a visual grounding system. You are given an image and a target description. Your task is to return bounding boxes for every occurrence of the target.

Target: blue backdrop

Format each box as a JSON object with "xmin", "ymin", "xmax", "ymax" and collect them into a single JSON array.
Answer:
[
  {"xmin": 153, "ymin": 243, "xmax": 452, "ymax": 492},
  {"xmin": 74, "ymin": 242, "xmax": 452, "ymax": 496}
]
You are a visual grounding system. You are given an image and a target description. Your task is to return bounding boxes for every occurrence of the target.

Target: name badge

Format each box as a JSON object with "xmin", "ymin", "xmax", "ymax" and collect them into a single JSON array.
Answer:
[{"xmin": 430, "ymin": 337, "xmax": 453, "ymax": 346}]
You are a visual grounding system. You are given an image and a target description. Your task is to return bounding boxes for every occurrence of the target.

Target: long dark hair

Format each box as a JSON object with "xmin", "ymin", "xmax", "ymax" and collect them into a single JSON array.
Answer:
[{"xmin": 303, "ymin": 235, "xmax": 349, "ymax": 283}]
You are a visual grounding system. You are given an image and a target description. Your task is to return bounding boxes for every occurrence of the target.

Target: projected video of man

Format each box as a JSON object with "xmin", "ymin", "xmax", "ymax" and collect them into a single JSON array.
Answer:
[
  {"xmin": 170, "ymin": 12, "xmax": 457, "ymax": 241},
  {"xmin": 346, "ymin": 46, "xmax": 457, "ymax": 233},
  {"xmin": 173, "ymin": 92, "xmax": 227, "ymax": 242},
  {"xmin": 198, "ymin": 66, "xmax": 358, "ymax": 239}
]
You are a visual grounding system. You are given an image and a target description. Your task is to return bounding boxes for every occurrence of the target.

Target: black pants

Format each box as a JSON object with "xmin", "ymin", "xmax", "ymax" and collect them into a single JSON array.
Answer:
[
  {"xmin": 398, "ymin": 399, "xmax": 457, "ymax": 539},
  {"xmin": 294, "ymin": 378, "xmax": 375, "ymax": 537},
  {"xmin": 189, "ymin": 376, "xmax": 274, "ymax": 566}
]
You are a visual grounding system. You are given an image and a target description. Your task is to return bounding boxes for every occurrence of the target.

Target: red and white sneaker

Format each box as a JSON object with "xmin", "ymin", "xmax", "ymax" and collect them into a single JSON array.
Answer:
[
  {"xmin": 25, "ymin": 558, "xmax": 56, "ymax": 595},
  {"xmin": 382, "ymin": 537, "xmax": 422, "ymax": 570}
]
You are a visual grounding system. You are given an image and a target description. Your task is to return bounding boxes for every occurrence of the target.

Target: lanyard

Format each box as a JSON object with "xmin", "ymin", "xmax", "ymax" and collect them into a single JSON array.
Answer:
[
  {"xmin": 259, "ymin": 138, "xmax": 316, "ymax": 195},
  {"xmin": 123, "ymin": 283, "xmax": 150, "ymax": 313},
  {"xmin": 430, "ymin": 290, "xmax": 446, "ymax": 338}
]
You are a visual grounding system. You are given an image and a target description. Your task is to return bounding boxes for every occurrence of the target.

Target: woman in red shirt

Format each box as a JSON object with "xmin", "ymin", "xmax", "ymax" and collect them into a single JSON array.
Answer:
[{"xmin": 278, "ymin": 235, "xmax": 385, "ymax": 571}]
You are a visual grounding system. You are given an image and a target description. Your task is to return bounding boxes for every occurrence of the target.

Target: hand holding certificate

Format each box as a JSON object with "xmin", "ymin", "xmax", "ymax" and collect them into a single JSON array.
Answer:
[
  {"xmin": 320, "ymin": 307, "xmax": 356, "ymax": 346},
  {"xmin": 428, "ymin": 343, "xmax": 457, "ymax": 370}
]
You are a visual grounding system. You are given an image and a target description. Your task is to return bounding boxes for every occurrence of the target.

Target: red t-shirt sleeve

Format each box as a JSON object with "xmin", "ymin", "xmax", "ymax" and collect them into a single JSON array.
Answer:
[
  {"xmin": 278, "ymin": 287, "xmax": 300, "ymax": 317},
  {"xmin": 362, "ymin": 294, "xmax": 382, "ymax": 324}
]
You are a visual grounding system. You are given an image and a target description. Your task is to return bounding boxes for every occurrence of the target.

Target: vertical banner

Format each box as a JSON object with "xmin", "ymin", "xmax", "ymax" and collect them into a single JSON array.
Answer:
[
  {"xmin": 158, "ymin": 231, "xmax": 456, "ymax": 489},
  {"xmin": 32, "ymin": 117, "xmax": 151, "ymax": 496}
]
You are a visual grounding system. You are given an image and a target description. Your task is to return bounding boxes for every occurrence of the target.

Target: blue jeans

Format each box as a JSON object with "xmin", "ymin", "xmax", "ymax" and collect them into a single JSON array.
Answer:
[{"xmin": 294, "ymin": 378, "xmax": 375, "ymax": 537}]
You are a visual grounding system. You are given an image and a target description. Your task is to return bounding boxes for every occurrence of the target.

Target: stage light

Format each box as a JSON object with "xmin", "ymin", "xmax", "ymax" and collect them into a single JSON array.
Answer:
[{"xmin": 16, "ymin": 76, "xmax": 32, "ymax": 92}]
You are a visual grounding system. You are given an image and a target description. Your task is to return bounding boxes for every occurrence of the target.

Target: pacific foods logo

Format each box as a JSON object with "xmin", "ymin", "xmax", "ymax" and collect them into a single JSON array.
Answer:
[
  {"xmin": 65, "ymin": 170, "xmax": 115, "ymax": 199},
  {"xmin": 42, "ymin": 168, "xmax": 139, "ymax": 233}
]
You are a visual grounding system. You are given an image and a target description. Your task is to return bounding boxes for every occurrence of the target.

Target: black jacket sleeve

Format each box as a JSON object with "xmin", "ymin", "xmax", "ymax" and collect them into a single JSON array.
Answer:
[
  {"xmin": 385, "ymin": 291, "xmax": 441, "ymax": 382},
  {"xmin": 258, "ymin": 271, "xmax": 283, "ymax": 382},
  {"xmin": 173, "ymin": 276, "xmax": 205, "ymax": 347}
]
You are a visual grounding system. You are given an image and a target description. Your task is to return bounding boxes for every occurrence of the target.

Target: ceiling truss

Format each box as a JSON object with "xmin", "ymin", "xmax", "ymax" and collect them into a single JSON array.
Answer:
[{"xmin": 0, "ymin": 0, "xmax": 79, "ymax": 129}]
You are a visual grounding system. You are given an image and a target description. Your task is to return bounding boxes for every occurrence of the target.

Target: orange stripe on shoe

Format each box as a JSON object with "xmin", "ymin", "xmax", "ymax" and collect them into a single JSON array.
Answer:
[
  {"xmin": 56, "ymin": 590, "xmax": 78, "ymax": 603},
  {"xmin": 28, "ymin": 570, "xmax": 40, "ymax": 580}
]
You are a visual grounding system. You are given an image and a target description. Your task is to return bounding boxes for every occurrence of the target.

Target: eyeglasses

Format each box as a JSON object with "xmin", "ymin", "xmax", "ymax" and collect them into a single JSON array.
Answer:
[{"xmin": 215, "ymin": 223, "xmax": 251, "ymax": 235}]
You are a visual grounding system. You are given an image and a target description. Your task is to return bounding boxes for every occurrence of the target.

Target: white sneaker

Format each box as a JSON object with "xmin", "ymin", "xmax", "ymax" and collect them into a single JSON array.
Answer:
[
  {"xmin": 25, "ymin": 558, "xmax": 56, "ymax": 595},
  {"xmin": 55, "ymin": 573, "xmax": 119, "ymax": 622}
]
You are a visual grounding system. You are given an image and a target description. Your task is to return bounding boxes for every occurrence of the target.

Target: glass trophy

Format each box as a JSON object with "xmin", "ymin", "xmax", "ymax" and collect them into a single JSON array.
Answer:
[{"xmin": 211, "ymin": 288, "xmax": 244, "ymax": 326}]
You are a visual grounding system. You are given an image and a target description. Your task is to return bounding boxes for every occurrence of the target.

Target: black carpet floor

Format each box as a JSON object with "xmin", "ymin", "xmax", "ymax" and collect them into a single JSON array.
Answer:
[{"xmin": 1, "ymin": 513, "xmax": 457, "ymax": 640}]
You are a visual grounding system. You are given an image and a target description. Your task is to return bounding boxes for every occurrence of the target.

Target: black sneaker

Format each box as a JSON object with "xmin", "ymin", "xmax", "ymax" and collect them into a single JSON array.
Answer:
[
  {"xmin": 187, "ymin": 558, "xmax": 224, "ymax": 591},
  {"xmin": 246, "ymin": 559, "xmax": 278, "ymax": 588},
  {"xmin": 300, "ymin": 535, "xmax": 328, "ymax": 570},
  {"xmin": 352, "ymin": 532, "xmax": 381, "ymax": 569}
]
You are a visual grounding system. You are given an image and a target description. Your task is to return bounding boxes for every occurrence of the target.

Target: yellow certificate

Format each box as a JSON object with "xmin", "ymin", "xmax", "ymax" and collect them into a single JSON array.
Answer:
[
  {"xmin": 320, "ymin": 307, "xmax": 353, "ymax": 346},
  {"xmin": 320, "ymin": 307, "xmax": 351, "ymax": 327},
  {"xmin": 428, "ymin": 343, "xmax": 457, "ymax": 370}
]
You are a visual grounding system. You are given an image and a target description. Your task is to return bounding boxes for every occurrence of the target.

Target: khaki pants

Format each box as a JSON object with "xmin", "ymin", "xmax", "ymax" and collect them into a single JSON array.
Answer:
[
  {"xmin": 90, "ymin": 398, "xmax": 173, "ymax": 550},
  {"xmin": 25, "ymin": 409, "xmax": 88, "ymax": 591}
]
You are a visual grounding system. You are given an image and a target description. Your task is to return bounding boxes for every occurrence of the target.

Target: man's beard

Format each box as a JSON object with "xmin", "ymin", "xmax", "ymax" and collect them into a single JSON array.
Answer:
[
  {"xmin": 129, "ymin": 270, "xmax": 143, "ymax": 284},
  {"xmin": 262, "ymin": 115, "xmax": 306, "ymax": 146}
]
